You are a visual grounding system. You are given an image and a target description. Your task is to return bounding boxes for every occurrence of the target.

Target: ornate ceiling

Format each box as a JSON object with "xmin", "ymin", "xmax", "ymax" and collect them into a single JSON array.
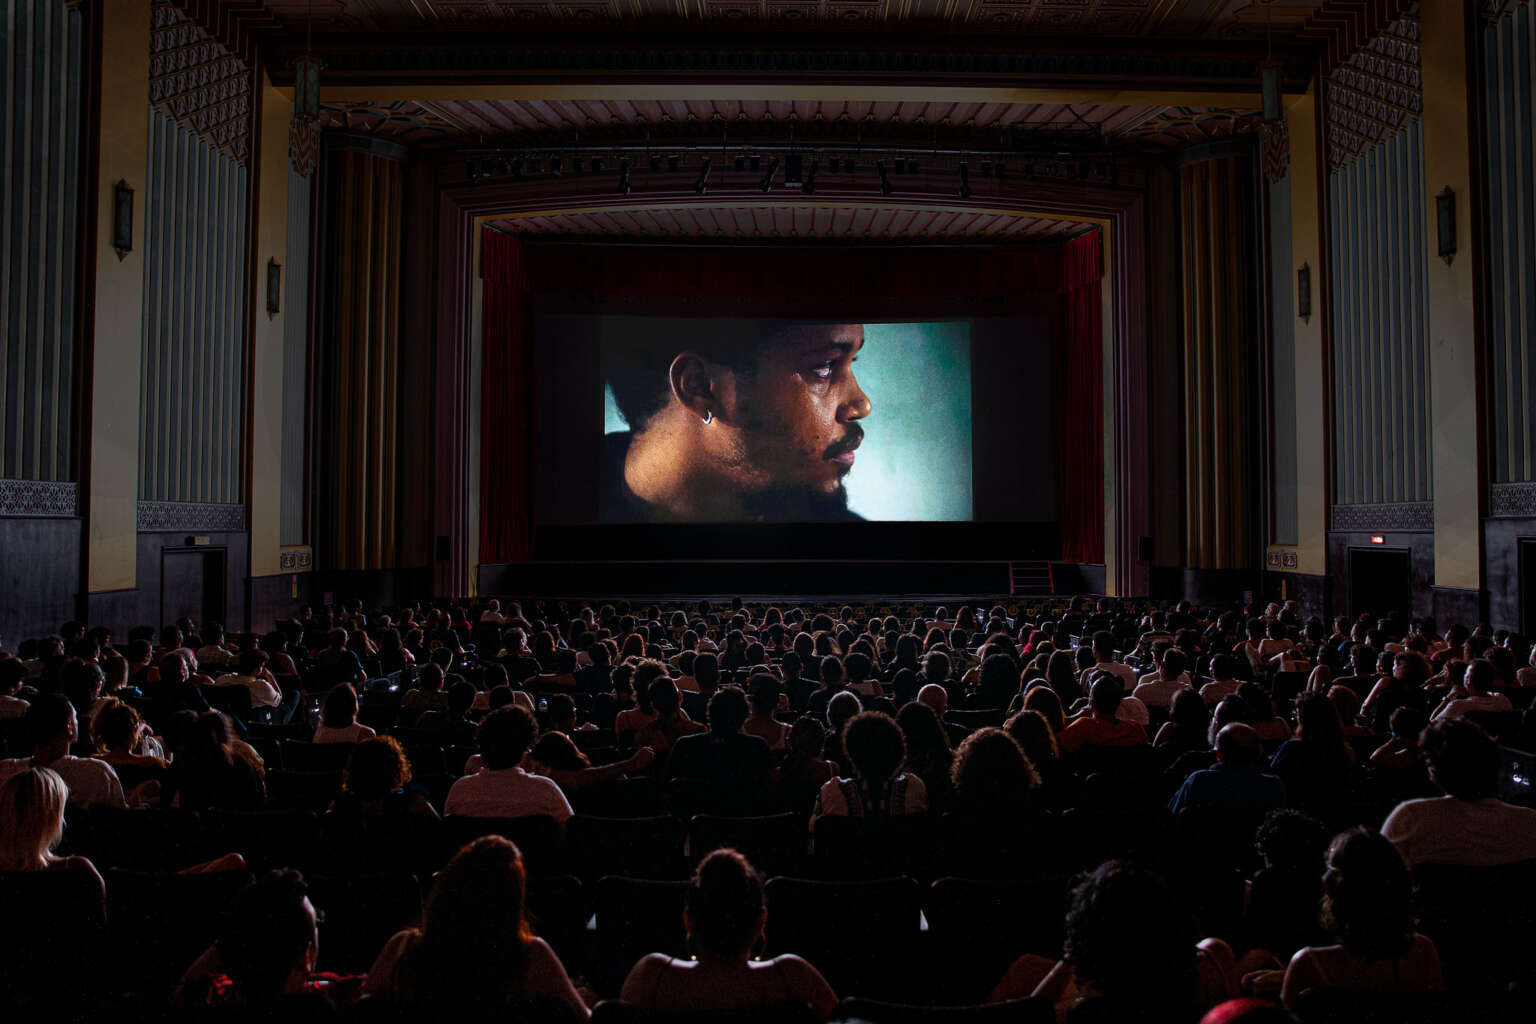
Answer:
[
  {"xmin": 487, "ymin": 203, "xmax": 1094, "ymax": 242},
  {"xmin": 262, "ymin": 0, "xmax": 1325, "ymax": 39},
  {"xmin": 321, "ymin": 96, "xmax": 1264, "ymax": 149}
]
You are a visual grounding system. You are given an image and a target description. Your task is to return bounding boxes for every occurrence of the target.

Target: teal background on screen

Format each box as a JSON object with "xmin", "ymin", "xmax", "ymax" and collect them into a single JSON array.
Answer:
[{"xmin": 604, "ymin": 320, "xmax": 973, "ymax": 521}]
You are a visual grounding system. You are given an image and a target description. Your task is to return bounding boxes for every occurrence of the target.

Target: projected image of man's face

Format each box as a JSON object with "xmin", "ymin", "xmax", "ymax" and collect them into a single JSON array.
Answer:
[
  {"xmin": 609, "ymin": 322, "xmax": 873, "ymax": 523},
  {"xmin": 728, "ymin": 323, "xmax": 871, "ymax": 498}
]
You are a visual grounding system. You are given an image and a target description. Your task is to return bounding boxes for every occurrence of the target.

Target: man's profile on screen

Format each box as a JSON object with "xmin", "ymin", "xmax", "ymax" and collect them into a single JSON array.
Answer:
[{"xmin": 602, "ymin": 320, "xmax": 872, "ymax": 523}]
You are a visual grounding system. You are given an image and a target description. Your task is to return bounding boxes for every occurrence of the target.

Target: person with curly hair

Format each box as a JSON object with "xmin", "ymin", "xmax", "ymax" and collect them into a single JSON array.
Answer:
[
  {"xmin": 989, "ymin": 860, "xmax": 1232, "ymax": 1019},
  {"xmin": 811, "ymin": 710, "xmax": 927, "ymax": 822},
  {"xmin": 620, "ymin": 848, "xmax": 837, "ymax": 1020},
  {"xmin": 949, "ymin": 727, "xmax": 1038, "ymax": 819}
]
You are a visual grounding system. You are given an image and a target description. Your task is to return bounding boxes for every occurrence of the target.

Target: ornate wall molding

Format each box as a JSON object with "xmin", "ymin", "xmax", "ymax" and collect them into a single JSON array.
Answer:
[
  {"xmin": 1324, "ymin": 14, "xmax": 1421, "ymax": 173},
  {"xmin": 137, "ymin": 501, "xmax": 246, "ymax": 532},
  {"xmin": 1330, "ymin": 502, "xmax": 1435, "ymax": 532},
  {"xmin": 149, "ymin": 0, "xmax": 251, "ymax": 164},
  {"xmin": 1490, "ymin": 483, "xmax": 1536, "ymax": 518},
  {"xmin": 1260, "ymin": 120, "xmax": 1290, "ymax": 183},
  {"xmin": 1484, "ymin": 1, "xmax": 1523, "ymax": 24},
  {"xmin": 0, "ymin": 479, "xmax": 78, "ymax": 517}
]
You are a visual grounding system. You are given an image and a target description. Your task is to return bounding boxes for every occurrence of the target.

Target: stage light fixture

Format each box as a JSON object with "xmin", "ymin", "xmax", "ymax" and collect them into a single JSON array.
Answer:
[
  {"xmin": 550, "ymin": 156, "xmax": 562, "ymax": 176},
  {"xmin": 979, "ymin": 160, "xmax": 993, "ymax": 177},
  {"xmin": 784, "ymin": 152, "xmax": 803, "ymax": 188},
  {"xmin": 617, "ymin": 158, "xmax": 631, "ymax": 194},
  {"xmin": 749, "ymin": 154, "xmax": 761, "ymax": 172},
  {"xmin": 464, "ymin": 159, "xmax": 480, "ymax": 183},
  {"xmin": 802, "ymin": 159, "xmax": 818, "ymax": 195},
  {"xmin": 591, "ymin": 157, "xmax": 603, "ymax": 174},
  {"xmin": 843, "ymin": 158, "xmax": 856, "ymax": 174},
  {"xmin": 649, "ymin": 153, "xmax": 662, "ymax": 172},
  {"xmin": 667, "ymin": 154, "xmax": 680, "ymax": 172},
  {"xmin": 876, "ymin": 160, "xmax": 893, "ymax": 196},
  {"xmin": 694, "ymin": 156, "xmax": 711, "ymax": 194},
  {"xmin": 734, "ymin": 155, "xmax": 747, "ymax": 172},
  {"xmin": 1021, "ymin": 162, "xmax": 1034, "ymax": 181},
  {"xmin": 573, "ymin": 154, "xmax": 584, "ymax": 175},
  {"xmin": 496, "ymin": 157, "xmax": 512, "ymax": 177},
  {"xmin": 529, "ymin": 158, "xmax": 543, "ymax": 174},
  {"xmin": 907, "ymin": 159, "xmax": 920, "ymax": 175},
  {"xmin": 996, "ymin": 161, "xmax": 1009, "ymax": 179},
  {"xmin": 759, "ymin": 157, "xmax": 779, "ymax": 193},
  {"xmin": 958, "ymin": 163, "xmax": 972, "ymax": 199}
]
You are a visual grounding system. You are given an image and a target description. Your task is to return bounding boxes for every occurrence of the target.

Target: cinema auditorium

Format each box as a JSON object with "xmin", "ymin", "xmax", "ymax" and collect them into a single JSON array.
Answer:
[{"xmin": 2, "ymin": 1, "xmax": 1536, "ymax": 1020}]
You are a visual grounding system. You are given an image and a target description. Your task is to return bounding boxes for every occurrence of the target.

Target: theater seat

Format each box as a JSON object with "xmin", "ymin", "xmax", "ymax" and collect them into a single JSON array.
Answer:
[
  {"xmin": 0, "ymin": 868, "xmax": 107, "ymax": 1013},
  {"xmin": 593, "ymin": 876, "xmax": 690, "ymax": 997},
  {"xmin": 440, "ymin": 814, "xmax": 562, "ymax": 875},
  {"xmin": 307, "ymin": 872, "xmax": 422, "ymax": 973},
  {"xmin": 833, "ymin": 996, "xmax": 1052, "ymax": 1024},
  {"xmin": 764, "ymin": 876, "xmax": 921, "ymax": 1000},
  {"xmin": 591, "ymin": 1002, "xmax": 818, "ymax": 1023},
  {"xmin": 525, "ymin": 873, "xmax": 586, "ymax": 968},
  {"xmin": 265, "ymin": 769, "xmax": 345, "ymax": 814},
  {"xmin": 280, "ymin": 739, "xmax": 355, "ymax": 773},
  {"xmin": 689, "ymin": 812, "xmax": 806, "ymax": 878},
  {"xmin": 1413, "ymin": 859, "xmax": 1536, "ymax": 991},
  {"xmin": 106, "ymin": 867, "xmax": 252, "ymax": 998},
  {"xmin": 925, "ymin": 876, "xmax": 1071, "ymax": 1002},
  {"xmin": 205, "ymin": 809, "xmax": 325, "ymax": 874},
  {"xmin": 568, "ymin": 815, "xmax": 687, "ymax": 882},
  {"xmin": 812, "ymin": 815, "xmax": 938, "ymax": 881}
]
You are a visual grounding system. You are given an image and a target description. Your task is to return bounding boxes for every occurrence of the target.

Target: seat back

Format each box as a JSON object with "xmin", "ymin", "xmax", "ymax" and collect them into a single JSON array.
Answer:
[
  {"xmin": 280, "ymin": 739, "xmax": 355, "ymax": 773},
  {"xmin": 689, "ymin": 813, "xmax": 806, "ymax": 878},
  {"xmin": 105, "ymin": 868, "xmax": 251, "ymax": 998},
  {"xmin": 590, "ymin": 1001, "xmax": 818, "ymax": 1024},
  {"xmin": 440, "ymin": 814, "xmax": 562, "ymax": 875},
  {"xmin": 812, "ymin": 814, "xmax": 938, "ymax": 881},
  {"xmin": 764, "ymin": 875, "xmax": 921, "ymax": 999},
  {"xmin": 307, "ymin": 872, "xmax": 422, "ymax": 973},
  {"xmin": 568, "ymin": 815, "xmax": 687, "ymax": 882},
  {"xmin": 206, "ymin": 809, "xmax": 325, "ymax": 873},
  {"xmin": 835, "ymin": 996, "xmax": 1053, "ymax": 1023},
  {"xmin": 925, "ymin": 876, "xmax": 1071, "ymax": 1002},
  {"xmin": 0, "ymin": 868, "xmax": 107, "ymax": 1011},
  {"xmin": 1413, "ymin": 858, "xmax": 1536, "ymax": 990},
  {"xmin": 593, "ymin": 876, "xmax": 690, "ymax": 997},
  {"xmin": 266, "ymin": 770, "xmax": 345, "ymax": 813}
]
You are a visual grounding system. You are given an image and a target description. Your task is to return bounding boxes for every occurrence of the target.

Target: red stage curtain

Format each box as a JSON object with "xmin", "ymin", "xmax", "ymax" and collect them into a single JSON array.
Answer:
[
  {"xmin": 480, "ymin": 230, "xmax": 535, "ymax": 563},
  {"xmin": 1055, "ymin": 231, "xmax": 1105, "ymax": 565}
]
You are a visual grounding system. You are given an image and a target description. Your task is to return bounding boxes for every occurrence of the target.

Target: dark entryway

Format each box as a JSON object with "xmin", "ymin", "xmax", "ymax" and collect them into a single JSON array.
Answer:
[
  {"xmin": 1348, "ymin": 547, "xmax": 1413, "ymax": 620},
  {"xmin": 161, "ymin": 548, "xmax": 227, "ymax": 631}
]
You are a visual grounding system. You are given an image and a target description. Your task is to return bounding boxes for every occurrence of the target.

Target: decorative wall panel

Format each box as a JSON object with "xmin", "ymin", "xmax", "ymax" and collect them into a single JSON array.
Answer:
[
  {"xmin": 1328, "ymin": 120, "xmax": 1430, "ymax": 505},
  {"xmin": 1324, "ymin": 14, "xmax": 1422, "ymax": 173},
  {"xmin": 1483, "ymin": 4, "xmax": 1536, "ymax": 484},
  {"xmin": 148, "ymin": 0, "xmax": 251, "ymax": 164},
  {"xmin": 281, "ymin": 163, "xmax": 312, "ymax": 545},
  {"xmin": 0, "ymin": 0, "xmax": 83, "ymax": 483},
  {"xmin": 139, "ymin": 108, "xmax": 250, "ymax": 504}
]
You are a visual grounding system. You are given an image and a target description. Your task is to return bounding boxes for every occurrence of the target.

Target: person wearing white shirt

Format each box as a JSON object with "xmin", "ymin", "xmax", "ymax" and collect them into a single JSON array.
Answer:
[
  {"xmin": 1431, "ymin": 659, "xmax": 1513, "ymax": 722},
  {"xmin": 194, "ymin": 623, "xmax": 237, "ymax": 670},
  {"xmin": 1132, "ymin": 649, "xmax": 1194, "ymax": 709},
  {"xmin": 1199, "ymin": 654, "xmax": 1244, "ymax": 705},
  {"xmin": 0, "ymin": 694, "xmax": 128, "ymax": 808},
  {"xmin": 444, "ymin": 705, "xmax": 573, "ymax": 825},
  {"xmin": 212, "ymin": 650, "xmax": 285, "ymax": 709},
  {"xmin": 1082, "ymin": 631, "xmax": 1137, "ymax": 693},
  {"xmin": 479, "ymin": 599, "xmax": 507, "ymax": 625},
  {"xmin": 0, "ymin": 659, "xmax": 29, "ymax": 719},
  {"xmin": 1383, "ymin": 719, "xmax": 1536, "ymax": 867},
  {"xmin": 313, "ymin": 682, "xmax": 378, "ymax": 744}
]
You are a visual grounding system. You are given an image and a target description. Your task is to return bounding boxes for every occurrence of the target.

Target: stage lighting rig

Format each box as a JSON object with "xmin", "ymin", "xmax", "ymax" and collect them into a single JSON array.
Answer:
[
  {"xmin": 694, "ymin": 157, "xmax": 711, "ymax": 194},
  {"xmin": 759, "ymin": 157, "xmax": 780, "ymax": 193},
  {"xmin": 958, "ymin": 163, "xmax": 972, "ymax": 199},
  {"xmin": 876, "ymin": 161, "xmax": 893, "ymax": 196},
  {"xmin": 617, "ymin": 158, "xmax": 631, "ymax": 194}
]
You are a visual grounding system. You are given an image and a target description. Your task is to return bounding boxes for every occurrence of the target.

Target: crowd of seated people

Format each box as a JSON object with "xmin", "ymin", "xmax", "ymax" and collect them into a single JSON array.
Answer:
[{"xmin": 2, "ymin": 596, "xmax": 1536, "ymax": 1022}]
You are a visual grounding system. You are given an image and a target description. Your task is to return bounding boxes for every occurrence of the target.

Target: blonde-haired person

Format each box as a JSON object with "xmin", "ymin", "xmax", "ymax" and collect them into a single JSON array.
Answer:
[{"xmin": 0, "ymin": 766, "xmax": 105, "ymax": 897}]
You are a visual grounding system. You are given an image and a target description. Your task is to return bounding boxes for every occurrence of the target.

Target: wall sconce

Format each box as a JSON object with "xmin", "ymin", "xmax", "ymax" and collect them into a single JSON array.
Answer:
[
  {"xmin": 1297, "ymin": 263, "xmax": 1311, "ymax": 322},
  {"xmin": 266, "ymin": 259, "xmax": 282, "ymax": 318},
  {"xmin": 1436, "ymin": 187, "xmax": 1457, "ymax": 265},
  {"xmin": 112, "ymin": 180, "xmax": 134, "ymax": 260}
]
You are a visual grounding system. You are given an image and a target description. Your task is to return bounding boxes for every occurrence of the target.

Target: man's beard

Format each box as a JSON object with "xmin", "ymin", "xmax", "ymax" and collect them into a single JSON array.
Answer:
[{"xmin": 741, "ymin": 481, "xmax": 852, "ymax": 522}]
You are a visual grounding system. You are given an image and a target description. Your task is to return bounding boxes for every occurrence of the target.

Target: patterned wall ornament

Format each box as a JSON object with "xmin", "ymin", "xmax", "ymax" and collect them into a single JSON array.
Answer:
[
  {"xmin": 1330, "ymin": 502, "xmax": 1434, "ymax": 532},
  {"xmin": 137, "ymin": 501, "xmax": 247, "ymax": 532},
  {"xmin": 0, "ymin": 479, "xmax": 78, "ymax": 517},
  {"xmin": 149, "ymin": 0, "xmax": 251, "ymax": 164},
  {"xmin": 1489, "ymin": 483, "xmax": 1536, "ymax": 518},
  {"xmin": 1324, "ymin": 14, "xmax": 1421, "ymax": 173},
  {"xmin": 1261, "ymin": 119, "xmax": 1290, "ymax": 183},
  {"xmin": 1483, "ymin": 0, "xmax": 1522, "ymax": 23}
]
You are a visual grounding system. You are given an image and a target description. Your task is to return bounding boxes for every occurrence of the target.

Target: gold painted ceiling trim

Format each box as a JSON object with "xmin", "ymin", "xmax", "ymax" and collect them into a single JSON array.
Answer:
[{"xmin": 318, "ymin": 84, "xmax": 1264, "ymax": 106}]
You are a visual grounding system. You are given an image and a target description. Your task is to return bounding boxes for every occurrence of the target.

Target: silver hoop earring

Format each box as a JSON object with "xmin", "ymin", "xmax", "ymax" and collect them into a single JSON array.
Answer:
[{"xmin": 702, "ymin": 410, "xmax": 713, "ymax": 425}]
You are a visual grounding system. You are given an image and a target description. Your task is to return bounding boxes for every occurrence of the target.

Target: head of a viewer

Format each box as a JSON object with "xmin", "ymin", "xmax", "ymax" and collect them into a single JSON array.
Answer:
[
  {"xmin": 607, "ymin": 320, "xmax": 872, "ymax": 520},
  {"xmin": 1214, "ymin": 723, "xmax": 1264, "ymax": 768},
  {"xmin": 416, "ymin": 837, "xmax": 534, "ymax": 989},
  {"xmin": 1064, "ymin": 861, "xmax": 1196, "ymax": 1009},
  {"xmin": 1089, "ymin": 674, "xmax": 1125, "ymax": 719},
  {"xmin": 842, "ymin": 711, "xmax": 906, "ymax": 787},
  {"xmin": 217, "ymin": 870, "xmax": 319, "ymax": 1001},
  {"xmin": 1421, "ymin": 718, "xmax": 1500, "ymax": 801},
  {"xmin": 706, "ymin": 684, "xmax": 750, "ymax": 736},
  {"xmin": 916, "ymin": 682, "xmax": 949, "ymax": 719},
  {"xmin": 0, "ymin": 766, "xmax": 69, "ymax": 871},
  {"xmin": 685, "ymin": 848, "xmax": 766, "ymax": 961},
  {"xmin": 477, "ymin": 705, "xmax": 539, "ymax": 770},
  {"xmin": 1321, "ymin": 827, "xmax": 1416, "ymax": 960}
]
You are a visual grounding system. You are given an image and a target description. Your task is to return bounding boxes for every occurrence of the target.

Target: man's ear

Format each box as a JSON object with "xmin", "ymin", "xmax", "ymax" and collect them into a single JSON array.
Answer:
[{"xmin": 669, "ymin": 352, "xmax": 716, "ymax": 422}]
